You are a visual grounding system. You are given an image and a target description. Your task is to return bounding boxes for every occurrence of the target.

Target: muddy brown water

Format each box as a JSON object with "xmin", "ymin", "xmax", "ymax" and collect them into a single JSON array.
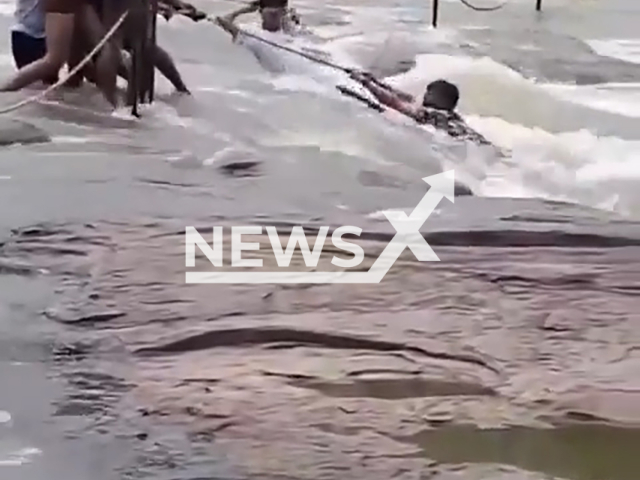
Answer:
[
  {"xmin": 1, "ymin": 209, "xmax": 638, "ymax": 480},
  {"xmin": 409, "ymin": 424, "xmax": 640, "ymax": 480}
]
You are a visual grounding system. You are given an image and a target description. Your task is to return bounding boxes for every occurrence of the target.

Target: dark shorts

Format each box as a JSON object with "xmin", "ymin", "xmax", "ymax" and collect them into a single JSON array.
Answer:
[{"xmin": 11, "ymin": 30, "xmax": 58, "ymax": 84}]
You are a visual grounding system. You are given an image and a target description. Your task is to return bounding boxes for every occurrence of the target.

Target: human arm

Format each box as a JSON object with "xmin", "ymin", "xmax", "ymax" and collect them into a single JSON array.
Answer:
[
  {"xmin": 215, "ymin": 1, "xmax": 260, "ymax": 40},
  {"xmin": 159, "ymin": 0, "xmax": 208, "ymax": 21},
  {"xmin": 372, "ymin": 78, "xmax": 414, "ymax": 102},
  {"xmin": 351, "ymin": 72, "xmax": 420, "ymax": 119},
  {"xmin": 387, "ymin": 87, "xmax": 414, "ymax": 103},
  {"xmin": 351, "ymin": 71, "xmax": 414, "ymax": 102}
]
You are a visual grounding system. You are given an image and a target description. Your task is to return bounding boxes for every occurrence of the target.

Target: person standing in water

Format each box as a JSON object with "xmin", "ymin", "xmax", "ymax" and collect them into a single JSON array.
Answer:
[
  {"xmin": 216, "ymin": 0, "xmax": 312, "ymax": 73},
  {"xmin": 216, "ymin": 0, "xmax": 301, "ymax": 35},
  {"xmin": 9, "ymin": 0, "xmax": 57, "ymax": 85},
  {"xmin": 216, "ymin": 0, "xmax": 289, "ymax": 73},
  {"xmin": 1, "ymin": 0, "xmax": 119, "ymax": 106}
]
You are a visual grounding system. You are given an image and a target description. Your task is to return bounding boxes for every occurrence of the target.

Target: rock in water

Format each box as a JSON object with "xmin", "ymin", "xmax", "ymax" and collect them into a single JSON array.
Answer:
[
  {"xmin": 454, "ymin": 181, "xmax": 473, "ymax": 196},
  {"xmin": 0, "ymin": 119, "xmax": 50, "ymax": 146}
]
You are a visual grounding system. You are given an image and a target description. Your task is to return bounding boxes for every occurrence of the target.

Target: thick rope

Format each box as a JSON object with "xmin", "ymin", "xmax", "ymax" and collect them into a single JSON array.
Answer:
[
  {"xmin": 213, "ymin": 20, "xmax": 395, "ymax": 111},
  {"xmin": 213, "ymin": 20, "xmax": 403, "ymax": 97},
  {"xmin": 458, "ymin": 0, "xmax": 508, "ymax": 12},
  {"xmin": 0, "ymin": 10, "xmax": 129, "ymax": 115},
  {"xmin": 212, "ymin": 17, "xmax": 353, "ymax": 72}
]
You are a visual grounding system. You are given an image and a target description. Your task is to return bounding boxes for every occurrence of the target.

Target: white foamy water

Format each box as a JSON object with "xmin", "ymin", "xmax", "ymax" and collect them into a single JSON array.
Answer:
[
  {"xmin": 588, "ymin": 39, "xmax": 640, "ymax": 64},
  {"xmin": 241, "ymin": 23, "xmax": 640, "ymax": 214},
  {"xmin": 0, "ymin": 54, "xmax": 14, "ymax": 67},
  {"xmin": 463, "ymin": 116, "xmax": 640, "ymax": 213},
  {"xmin": 0, "ymin": 447, "xmax": 42, "ymax": 466},
  {"xmin": 551, "ymin": 38, "xmax": 640, "ymax": 118},
  {"xmin": 542, "ymin": 82, "xmax": 640, "ymax": 119},
  {"xmin": 332, "ymin": 42, "xmax": 640, "ymax": 214},
  {"xmin": 0, "ymin": 409, "xmax": 37, "ymax": 468},
  {"xmin": 0, "ymin": 2, "xmax": 13, "ymax": 17}
]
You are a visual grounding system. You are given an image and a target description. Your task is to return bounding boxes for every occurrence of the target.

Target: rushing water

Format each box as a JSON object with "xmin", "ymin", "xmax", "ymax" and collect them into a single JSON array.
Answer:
[{"xmin": 0, "ymin": 0, "xmax": 639, "ymax": 478}]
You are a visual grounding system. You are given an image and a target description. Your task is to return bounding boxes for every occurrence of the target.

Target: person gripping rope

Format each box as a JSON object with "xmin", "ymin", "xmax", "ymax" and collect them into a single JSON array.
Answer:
[
  {"xmin": 216, "ymin": 0, "xmax": 302, "ymax": 35},
  {"xmin": 1, "ymin": 0, "xmax": 120, "ymax": 106},
  {"xmin": 350, "ymin": 71, "xmax": 493, "ymax": 147},
  {"xmin": 216, "ymin": 0, "xmax": 296, "ymax": 73}
]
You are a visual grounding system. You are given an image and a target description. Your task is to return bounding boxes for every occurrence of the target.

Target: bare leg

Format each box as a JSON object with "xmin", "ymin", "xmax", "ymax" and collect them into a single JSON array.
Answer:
[
  {"xmin": 120, "ymin": 15, "xmax": 188, "ymax": 95},
  {"xmin": 66, "ymin": 15, "xmax": 89, "ymax": 88},
  {"xmin": 75, "ymin": 3, "xmax": 130, "ymax": 82},
  {"xmin": 101, "ymin": 0, "xmax": 126, "ymax": 53},
  {"xmin": 75, "ymin": 4, "xmax": 119, "ymax": 106},
  {"xmin": 0, "ymin": 13, "xmax": 73, "ymax": 91},
  {"xmin": 153, "ymin": 45, "xmax": 189, "ymax": 94}
]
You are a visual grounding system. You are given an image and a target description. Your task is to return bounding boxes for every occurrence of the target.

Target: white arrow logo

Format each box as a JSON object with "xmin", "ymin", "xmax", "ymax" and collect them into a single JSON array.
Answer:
[
  {"xmin": 186, "ymin": 170, "xmax": 454, "ymax": 284},
  {"xmin": 361, "ymin": 169, "xmax": 454, "ymax": 283}
]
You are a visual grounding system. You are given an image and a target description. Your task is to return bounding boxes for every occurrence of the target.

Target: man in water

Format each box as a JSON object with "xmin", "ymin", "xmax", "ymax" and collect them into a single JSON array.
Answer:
[
  {"xmin": 215, "ymin": 0, "xmax": 292, "ymax": 73},
  {"xmin": 216, "ymin": 0, "xmax": 301, "ymax": 35},
  {"xmin": 216, "ymin": 0, "xmax": 315, "ymax": 74},
  {"xmin": 350, "ymin": 71, "xmax": 492, "ymax": 147}
]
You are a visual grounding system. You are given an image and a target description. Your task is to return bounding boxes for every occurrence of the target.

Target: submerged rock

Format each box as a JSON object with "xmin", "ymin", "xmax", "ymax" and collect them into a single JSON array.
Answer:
[
  {"xmin": 454, "ymin": 181, "xmax": 473, "ymax": 196},
  {"xmin": 0, "ymin": 118, "xmax": 50, "ymax": 146},
  {"xmin": 219, "ymin": 160, "xmax": 261, "ymax": 176}
]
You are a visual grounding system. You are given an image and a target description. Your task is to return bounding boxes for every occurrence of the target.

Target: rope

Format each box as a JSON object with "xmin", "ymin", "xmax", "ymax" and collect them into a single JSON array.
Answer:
[
  {"xmin": 336, "ymin": 85, "xmax": 384, "ymax": 112},
  {"xmin": 217, "ymin": 21, "xmax": 395, "ymax": 111},
  {"xmin": 458, "ymin": 0, "xmax": 508, "ymax": 12},
  {"xmin": 214, "ymin": 17, "xmax": 354, "ymax": 72},
  {"xmin": 0, "ymin": 10, "xmax": 129, "ymax": 115},
  {"xmin": 158, "ymin": 2, "xmax": 346, "ymax": 75},
  {"xmin": 162, "ymin": 3, "xmax": 400, "ymax": 110}
]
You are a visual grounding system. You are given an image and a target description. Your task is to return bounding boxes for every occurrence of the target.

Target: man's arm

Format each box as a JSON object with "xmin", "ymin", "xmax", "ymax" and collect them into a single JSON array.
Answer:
[
  {"xmin": 371, "ymin": 79, "xmax": 414, "ymax": 102},
  {"xmin": 356, "ymin": 76, "xmax": 421, "ymax": 120},
  {"xmin": 215, "ymin": 2, "xmax": 259, "ymax": 40},
  {"xmin": 352, "ymin": 72, "xmax": 414, "ymax": 102}
]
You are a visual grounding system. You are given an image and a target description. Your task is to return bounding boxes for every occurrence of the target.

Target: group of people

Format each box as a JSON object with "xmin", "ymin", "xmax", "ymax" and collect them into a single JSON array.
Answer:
[
  {"xmin": 0, "ymin": 0, "xmax": 491, "ymax": 148},
  {"xmin": 214, "ymin": 0, "xmax": 492, "ymax": 147},
  {"xmin": 2, "ymin": 0, "xmax": 190, "ymax": 107}
]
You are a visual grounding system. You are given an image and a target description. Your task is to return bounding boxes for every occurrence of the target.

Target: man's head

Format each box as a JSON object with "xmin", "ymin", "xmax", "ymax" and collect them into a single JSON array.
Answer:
[
  {"xmin": 422, "ymin": 79, "xmax": 459, "ymax": 111},
  {"xmin": 259, "ymin": 0, "xmax": 287, "ymax": 32}
]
